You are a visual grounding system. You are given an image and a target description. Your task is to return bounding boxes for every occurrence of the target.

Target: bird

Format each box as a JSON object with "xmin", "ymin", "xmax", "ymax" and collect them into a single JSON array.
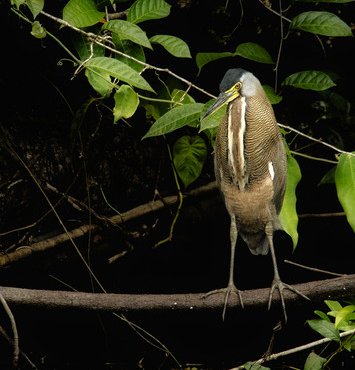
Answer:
[{"xmin": 203, "ymin": 68, "xmax": 309, "ymax": 321}]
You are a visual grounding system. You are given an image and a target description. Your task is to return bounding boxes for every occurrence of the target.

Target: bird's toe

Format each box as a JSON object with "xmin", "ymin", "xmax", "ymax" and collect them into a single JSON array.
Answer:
[
  {"xmin": 204, "ymin": 283, "xmax": 244, "ymax": 320},
  {"xmin": 268, "ymin": 279, "xmax": 310, "ymax": 322}
]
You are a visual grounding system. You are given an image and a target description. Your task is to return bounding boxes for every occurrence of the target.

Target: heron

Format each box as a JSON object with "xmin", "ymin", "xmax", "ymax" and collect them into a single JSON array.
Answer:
[{"xmin": 203, "ymin": 68, "xmax": 309, "ymax": 321}]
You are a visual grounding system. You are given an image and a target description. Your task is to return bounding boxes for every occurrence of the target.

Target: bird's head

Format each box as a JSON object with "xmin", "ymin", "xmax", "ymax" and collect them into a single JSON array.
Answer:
[{"xmin": 203, "ymin": 68, "xmax": 261, "ymax": 119}]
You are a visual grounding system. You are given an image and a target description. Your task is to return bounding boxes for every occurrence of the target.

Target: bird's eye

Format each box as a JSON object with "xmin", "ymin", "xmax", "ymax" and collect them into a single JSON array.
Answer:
[{"xmin": 234, "ymin": 82, "xmax": 242, "ymax": 90}]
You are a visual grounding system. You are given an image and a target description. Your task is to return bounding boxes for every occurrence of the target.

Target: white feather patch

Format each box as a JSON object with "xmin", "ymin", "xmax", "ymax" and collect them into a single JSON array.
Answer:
[
  {"xmin": 227, "ymin": 97, "xmax": 247, "ymax": 188},
  {"xmin": 268, "ymin": 161, "xmax": 275, "ymax": 180},
  {"xmin": 227, "ymin": 105, "xmax": 237, "ymax": 180},
  {"xmin": 239, "ymin": 97, "xmax": 246, "ymax": 173}
]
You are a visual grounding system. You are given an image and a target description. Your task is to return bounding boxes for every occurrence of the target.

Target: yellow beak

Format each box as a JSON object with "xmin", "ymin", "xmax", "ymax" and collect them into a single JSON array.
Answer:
[{"xmin": 202, "ymin": 89, "xmax": 240, "ymax": 119}]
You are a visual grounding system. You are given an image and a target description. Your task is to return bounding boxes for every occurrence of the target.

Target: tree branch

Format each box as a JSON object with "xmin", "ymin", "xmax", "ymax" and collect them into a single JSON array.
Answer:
[
  {"xmin": 0, "ymin": 178, "xmax": 348, "ymax": 268},
  {"xmin": 231, "ymin": 328, "xmax": 355, "ymax": 370},
  {"xmin": 0, "ymin": 182, "xmax": 217, "ymax": 267},
  {"xmin": 1, "ymin": 275, "xmax": 355, "ymax": 312}
]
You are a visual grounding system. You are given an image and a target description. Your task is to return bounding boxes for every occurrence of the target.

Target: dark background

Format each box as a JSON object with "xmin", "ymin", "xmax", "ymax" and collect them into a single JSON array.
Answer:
[{"xmin": 0, "ymin": 0, "xmax": 354, "ymax": 369}]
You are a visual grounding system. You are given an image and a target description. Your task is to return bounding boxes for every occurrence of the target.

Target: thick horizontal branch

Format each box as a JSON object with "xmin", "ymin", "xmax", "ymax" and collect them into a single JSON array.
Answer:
[
  {"xmin": 1, "ymin": 274, "xmax": 355, "ymax": 313},
  {"xmin": 0, "ymin": 182, "xmax": 217, "ymax": 267}
]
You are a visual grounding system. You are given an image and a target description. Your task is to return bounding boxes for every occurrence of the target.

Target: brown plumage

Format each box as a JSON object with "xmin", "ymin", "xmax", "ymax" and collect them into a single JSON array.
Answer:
[{"xmin": 203, "ymin": 68, "xmax": 309, "ymax": 321}]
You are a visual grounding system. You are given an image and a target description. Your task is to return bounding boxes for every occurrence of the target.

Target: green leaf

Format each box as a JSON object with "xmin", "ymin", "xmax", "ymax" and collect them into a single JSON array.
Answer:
[
  {"xmin": 111, "ymin": 39, "xmax": 145, "ymax": 72},
  {"xmin": 203, "ymin": 126, "xmax": 218, "ymax": 148},
  {"xmin": 307, "ymin": 319, "xmax": 340, "ymax": 341},
  {"xmin": 150, "ymin": 35, "xmax": 191, "ymax": 58},
  {"xmin": 199, "ymin": 99, "xmax": 227, "ymax": 132},
  {"xmin": 142, "ymin": 103, "xmax": 204, "ymax": 139},
  {"xmin": 339, "ymin": 323, "xmax": 355, "ymax": 333},
  {"xmin": 143, "ymin": 103, "xmax": 161, "ymax": 121},
  {"xmin": 314, "ymin": 310, "xmax": 331, "ymax": 321},
  {"xmin": 113, "ymin": 85, "xmax": 139, "ymax": 123},
  {"xmin": 10, "ymin": 0, "xmax": 25, "ymax": 9},
  {"xmin": 173, "ymin": 136, "xmax": 207, "ymax": 188},
  {"xmin": 280, "ymin": 154, "xmax": 302, "ymax": 249},
  {"xmin": 335, "ymin": 153, "xmax": 355, "ymax": 232},
  {"xmin": 103, "ymin": 20, "xmax": 152, "ymax": 49},
  {"xmin": 196, "ymin": 42, "xmax": 274, "ymax": 73},
  {"xmin": 31, "ymin": 20, "xmax": 46, "ymax": 39},
  {"xmin": 171, "ymin": 89, "xmax": 195, "ymax": 105},
  {"xmin": 195, "ymin": 52, "xmax": 234, "ymax": 73},
  {"xmin": 344, "ymin": 338, "xmax": 352, "ymax": 352},
  {"xmin": 85, "ymin": 68, "xmax": 112, "ymax": 97},
  {"xmin": 291, "ymin": 11, "xmax": 352, "ymax": 37},
  {"xmin": 235, "ymin": 42, "xmax": 274, "ymax": 64},
  {"xmin": 263, "ymin": 85, "xmax": 282, "ymax": 105},
  {"xmin": 335, "ymin": 305, "xmax": 355, "ymax": 328},
  {"xmin": 63, "ymin": 0, "xmax": 104, "ymax": 28},
  {"xmin": 325, "ymin": 300, "xmax": 343, "ymax": 312},
  {"xmin": 282, "ymin": 71, "xmax": 336, "ymax": 91},
  {"xmin": 26, "ymin": 0, "xmax": 44, "ymax": 18},
  {"xmin": 304, "ymin": 352, "xmax": 327, "ymax": 370},
  {"xmin": 128, "ymin": 0, "xmax": 171, "ymax": 24},
  {"xmin": 74, "ymin": 34, "xmax": 105, "ymax": 60},
  {"xmin": 85, "ymin": 57, "xmax": 154, "ymax": 92},
  {"xmin": 327, "ymin": 310, "xmax": 338, "ymax": 318}
]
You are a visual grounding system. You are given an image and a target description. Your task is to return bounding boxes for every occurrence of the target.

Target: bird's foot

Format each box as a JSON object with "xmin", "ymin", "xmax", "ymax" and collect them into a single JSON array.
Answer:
[
  {"xmin": 268, "ymin": 277, "xmax": 310, "ymax": 322},
  {"xmin": 204, "ymin": 283, "xmax": 244, "ymax": 320}
]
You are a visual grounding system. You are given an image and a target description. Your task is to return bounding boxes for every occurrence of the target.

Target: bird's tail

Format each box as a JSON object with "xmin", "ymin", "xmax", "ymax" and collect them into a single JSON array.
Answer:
[{"xmin": 240, "ymin": 232, "xmax": 269, "ymax": 255}]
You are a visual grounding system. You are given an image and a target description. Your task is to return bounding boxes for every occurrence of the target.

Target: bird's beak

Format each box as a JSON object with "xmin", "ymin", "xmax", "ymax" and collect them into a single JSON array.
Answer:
[{"xmin": 202, "ymin": 89, "xmax": 240, "ymax": 119}]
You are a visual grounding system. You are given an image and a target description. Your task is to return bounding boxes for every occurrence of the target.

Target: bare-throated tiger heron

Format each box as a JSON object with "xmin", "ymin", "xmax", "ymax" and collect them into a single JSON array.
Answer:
[{"xmin": 203, "ymin": 68, "xmax": 309, "ymax": 321}]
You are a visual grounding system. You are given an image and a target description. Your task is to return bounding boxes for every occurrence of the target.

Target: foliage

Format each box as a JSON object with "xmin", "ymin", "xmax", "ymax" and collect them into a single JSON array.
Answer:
[
  {"xmin": 5, "ymin": 0, "xmax": 355, "ymax": 369},
  {"xmin": 196, "ymin": 42, "xmax": 274, "ymax": 73},
  {"xmin": 242, "ymin": 362, "xmax": 270, "ymax": 370},
  {"xmin": 173, "ymin": 135, "xmax": 207, "ymax": 189},
  {"xmin": 282, "ymin": 70, "xmax": 336, "ymax": 91},
  {"xmin": 305, "ymin": 300, "xmax": 355, "ymax": 369},
  {"xmin": 279, "ymin": 154, "xmax": 302, "ymax": 249},
  {"xmin": 335, "ymin": 153, "xmax": 355, "ymax": 232},
  {"xmin": 10, "ymin": 0, "xmax": 355, "ymax": 244}
]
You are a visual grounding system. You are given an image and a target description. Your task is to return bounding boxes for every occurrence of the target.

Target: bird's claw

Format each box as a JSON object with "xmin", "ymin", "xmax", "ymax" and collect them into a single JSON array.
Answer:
[
  {"xmin": 204, "ymin": 284, "xmax": 244, "ymax": 320},
  {"xmin": 268, "ymin": 278, "xmax": 310, "ymax": 322}
]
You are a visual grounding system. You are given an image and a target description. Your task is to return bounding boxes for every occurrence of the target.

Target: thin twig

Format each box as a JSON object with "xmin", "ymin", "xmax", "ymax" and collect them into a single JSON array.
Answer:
[
  {"xmin": 0, "ymin": 293, "xmax": 19, "ymax": 367},
  {"xmin": 38, "ymin": 11, "xmax": 216, "ymax": 100},
  {"xmin": 46, "ymin": 183, "xmax": 120, "ymax": 227},
  {"xmin": 273, "ymin": 0, "xmax": 284, "ymax": 90},
  {"xmin": 284, "ymin": 260, "xmax": 347, "ymax": 277},
  {"xmin": 290, "ymin": 150, "xmax": 338, "ymax": 164},
  {"xmin": 279, "ymin": 123, "xmax": 355, "ymax": 157},
  {"xmin": 100, "ymin": 185, "xmax": 122, "ymax": 216},
  {"xmin": 258, "ymin": 0, "xmax": 291, "ymax": 22},
  {"xmin": 16, "ymin": 9, "xmax": 355, "ymax": 160},
  {"xmin": 1, "ymin": 136, "xmax": 106, "ymax": 293},
  {"xmin": 154, "ymin": 141, "xmax": 183, "ymax": 248},
  {"xmin": 114, "ymin": 313, "xmax": 181, "ymax": 366},
  {"xmin": 0, "ymin": 182, "xmax": 217, "ymax": 267},
  {"xmin": 0, "ymin": 325, "xmax": 37, "ymax": 369},
  {"xmin": 107, "ymin": 11, "xmax": 128, "ymax": 20},
  {"xmin": 230, "ymin": 328, "xmax": 355, "ymax": 370},
  {"xmin": 95, "ymin": 39, "xmax": 216, "ymax": 98},
  {"xmin": 299, "ymin": 212, "xmax": 345, "ymax": 218}
]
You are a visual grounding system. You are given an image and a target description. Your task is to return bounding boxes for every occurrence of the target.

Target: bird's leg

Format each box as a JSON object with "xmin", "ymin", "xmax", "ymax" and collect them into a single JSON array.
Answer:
[
  {"xmin": 266, "ymin": 222, "xmax": 310, "ymax": 322},
  {"xmin": 204, "ymin": 215, "xmax": 243, "ymax": 320}
]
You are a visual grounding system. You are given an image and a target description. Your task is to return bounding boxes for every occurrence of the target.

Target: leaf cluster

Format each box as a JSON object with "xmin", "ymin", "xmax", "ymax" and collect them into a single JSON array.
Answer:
[
  {"xmin": 10, "ymin": 0, "xmax": 355, "ymax": 247},
  {"xmin": 305, "ymin": 300, "xmax": 355, "ymax": 369}
]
